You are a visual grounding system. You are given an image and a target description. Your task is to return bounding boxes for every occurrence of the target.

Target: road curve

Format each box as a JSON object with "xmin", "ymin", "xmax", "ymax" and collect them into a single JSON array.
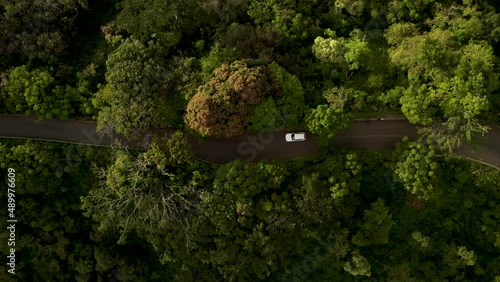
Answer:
[{"xmin": 0, "ymin": 115, "xmax": 498, "ymax": 167}]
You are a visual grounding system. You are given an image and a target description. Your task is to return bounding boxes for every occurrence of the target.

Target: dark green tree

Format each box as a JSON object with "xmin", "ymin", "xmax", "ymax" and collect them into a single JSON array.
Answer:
[
  {"xmin": 269, "ymin": 61, "xmax": 307, "ymax": 129},
  {"xmin": 0, "ymin": 0, "xmax": 88, "ymax": 66},
  {"xmin": 189, "ymin": 160, "xmax": 302, "ymax": 281},
  {"xmin": 114, "ymin": 0, "xmax": 203, "ymax": 47},
  {"xmin": 95, "ymin": 38, "xmax": 183, "ymax": 138},
  {"xmin": 81, "ymin": 133, "xmax": 195, "ymax": 244},
  {"xmin": 352, "ymin": 198, "xmax": 395, "ymax": 247},
  {"xmin": 248, "ymin": 96, "xmax": 281, "ymax": 131}
]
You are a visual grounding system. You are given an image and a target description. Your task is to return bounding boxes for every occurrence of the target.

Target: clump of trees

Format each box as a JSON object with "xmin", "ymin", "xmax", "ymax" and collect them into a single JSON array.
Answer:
[
  {"xmin": 185, "ymin": 59, "xmax": 277, "ymax": 137},
  {"xmin": 94, "ymin": 38, "xmax": 185, "ymax": 138},
  {"xmin": 0, "ymin": 141, "xmax": 172, "ymax": 281},
  {"xmin": 1, "ymin": 139, "xmax": 500, "ymax": 281},
  {"xmin": 305, "ymin": 104, "xmax": 351, "ymax": 145},
  {"xmin": 114, "ymin": 0, "xmax": 205, "ymax": 48},
  {"xmin": 81, "ymin": 132, "xmax": 195, "ymax": 244},
  {"xmin": 2, "ymin": 66, "xmax": 76, "ymax": 119},
  {"xmin": 0, "ymin": 0, "xmax": 88, "ymax": 67},
  {"xmin": 384, "ymin": 1, "xmax": 500, "ymax": 151},
  {"xmin": 394, "ymin": 139, "xmax": 440, "ymax": 200},
  {"xmin": 185, "ymin": 60, "xmax": 309, "ymax": 137}
]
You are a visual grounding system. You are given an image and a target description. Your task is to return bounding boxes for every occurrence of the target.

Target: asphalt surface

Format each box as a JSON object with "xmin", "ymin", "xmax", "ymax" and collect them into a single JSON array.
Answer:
[{"xmin": 0, "ymin": 115, "xmax": 498, "ymax": 167}]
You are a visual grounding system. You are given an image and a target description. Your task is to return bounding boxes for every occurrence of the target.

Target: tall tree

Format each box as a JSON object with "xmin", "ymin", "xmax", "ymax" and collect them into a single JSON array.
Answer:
[
  {"xmin": 313, "ymin": 29, "xmax": 376, "ymax": 80},
  {"xmin": 248, "ymin": 96, "xmax": 281, "ymax": 131},
  {"xmin": 268, "ymin": 61, "xmax": 307, "ymax": 129},
  {"xmin": 305, "ymin": 104, "xmax": 351, "ymax": 145},
  {"xmin": 352, "ymin": 198, "xmax": 395, "ymax": 246},
  {"xmin": 2, "ymin": 65, "xmax": 77, "ymax": 119},
  {"xmin": 343, "ymin": 249, "xmax": 372, "ymax": 277},
  {"xmin": 185, "ymin": 60, "xmax": 277, "ymax": 137},
  {"xmin": 81, "ymin": 132, "xmax": 196, "ymax": 244},
  {"xmin": 114, "ymin": 0, "xmax": 203, "ymax": 47},
  {"xmin": 94, "ymin": 38, "xmax": 182, "ymax": 138},
  {"xmin": 247, "ymin": 0, "xmax": 322, "ymax": 41},
  {"xmin": 394, "ymin": 140, "xmax": 440, "ymax": 200},
  {"xmin": 295, "ymin": 153, "xmax": 362, "ymax": 220}
]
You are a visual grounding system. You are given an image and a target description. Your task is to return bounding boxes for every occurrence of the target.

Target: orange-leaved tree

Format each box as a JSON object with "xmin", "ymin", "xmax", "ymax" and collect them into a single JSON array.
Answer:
[{"xmin": 185, "ymin": 60, "xmax": 278, "ymax": 138}]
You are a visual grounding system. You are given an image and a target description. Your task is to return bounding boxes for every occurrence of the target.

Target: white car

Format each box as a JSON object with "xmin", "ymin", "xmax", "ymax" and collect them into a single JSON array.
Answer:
[{"xmin": 285, "ymin": 132, "xmax": 306, "ymax": 142}]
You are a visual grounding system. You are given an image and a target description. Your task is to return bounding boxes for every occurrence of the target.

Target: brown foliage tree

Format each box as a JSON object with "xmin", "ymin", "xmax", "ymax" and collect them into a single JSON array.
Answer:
[{"xmin": 185, "ymin": 60, "xmax": 278, "ymax": 138}]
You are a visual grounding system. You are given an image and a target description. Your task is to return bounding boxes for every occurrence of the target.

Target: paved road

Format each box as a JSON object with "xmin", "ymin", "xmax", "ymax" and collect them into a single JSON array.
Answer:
[{"xmin": 0, "ymin": 115, "xmax": 498, "ymax": 167}]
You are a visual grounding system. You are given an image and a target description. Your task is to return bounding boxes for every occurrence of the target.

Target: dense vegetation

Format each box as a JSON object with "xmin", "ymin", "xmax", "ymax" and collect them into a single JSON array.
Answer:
[
  {"xmin": 1, "ymin": 0, "xmax": 499, "ymax": 281},
  {"xmin": 2, "ymin": 0, "xmax": 499, "ymax": 143},
  {"xmin": 1, "ymin": 140, "xmax": 499, "ymax": 281}
]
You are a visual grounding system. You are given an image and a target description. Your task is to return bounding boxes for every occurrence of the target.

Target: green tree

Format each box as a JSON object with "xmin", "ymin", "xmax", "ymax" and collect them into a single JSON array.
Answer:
[
  {"xmin": 394, "ymin": 140, "xmax": 439, "ymax": 200},
  {"xmin": 387, "ymin": 19, "xmax": 498, "ymax": 151},
  {"xmin": 199, "ymin": 43, "xmax": 241, "ymax": 82},
  {"xmin": 428, "ymin": 1, "xmax": 494, "ymax": 43},
  {"xmin": 343, "ymin": 249, "xmax": 371, "ymax": 277},
  {"xmin": 0, "ymin": 140, "xmax": 170, "ymax": 281},
  {"xmin": 388, "ymin": 30, "xmax": 455, "ymax": 77},
  {"xmin": 295, "ymin": 153, "xmax": 362, "ymax": 221},
  {"xmin": 305, "ymin": 104, "xmax": 351, "ymax": 145},
  {"xmin": 443, "ymin": 244, "xmax": 477, "ymax": 277},
  {"xmin": 249, "ymin": 96, "xmax": 281, "ymax": 131},
  {"xmin": 247, "ymin": 0, "xmax": 322, "ymax": 41},
  {"xmin": 3, "ymin": 66, "xmax": 76, "ymax": 119},
  {"xmin": 401, "ymin": 74, "xmax": 491, "ymax": 151},
  {"xmin": 0, "ymin": 142, "xmax": 109, "ymax": 280},
  {"xmin": 147, "ymin": 132, "xmax": 193, "ymax": 166},
  {"xmin": 296, "ymin": 172, "xmax": 335, "ymax": 225},
  {"xmin": 81, "ymin": 138, "xmax": 196, "ymax": 245},
  {"xmin": 268, "ymin": 61, "xmax": 306, "ymax": 129},
  {"xmin": 312, "ymin": 27, "xmax": 389, "ymax": 112},
  {"xmin": 385, "ymin": 0, "xmax": 437, "ymax": 24},
  {"xmin": 323, "ymin": 86, "xmax": 369, "ymax": 112},
  {"xmin": 200, "ymin": 0, "xmax": 249, "ymax": 25},
  {"xmin": 95, "ymin": 38, "xmax": 182, "ymax": 138},
  {"xmin": 418, "ymin": 117, "xmax": 489, "ymax": 153},
  {"xmin": 190, "ymin": 160, "xmax": 300, "ymax": 281},
  {"xmin": 334, "ymin": 0, "xmax": 366, "ymax": 17},
  {"xmin": 114, "ymin": 0, "xmax": 203, "ymax": 47},
  {"xmin": 386, "ymin": 263, "xmax": 418, "ymax": 282},
  {"xmin": 384, "ymin": 22, "xmax": 419, "ymax": 46},
  {"xmin": 399, "ymin": 84, "xmax": 437, "ymax": 125},
  {"xmin": 352, "ymin": 198, "xmax": 395, "ymax": 247},
  {"xmin": 313, "ymin": 29, "xmax": 375, "ymax": 78},
  {"xmin": 218, "ymin": 23, "xmax": 282, "ymax": 65}
]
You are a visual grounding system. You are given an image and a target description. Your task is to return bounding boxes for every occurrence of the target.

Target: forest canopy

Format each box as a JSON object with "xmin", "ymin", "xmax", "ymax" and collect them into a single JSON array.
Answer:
[{"xmin": 0, "ymin": 0, "xmax": 499, "ymax": 281}]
